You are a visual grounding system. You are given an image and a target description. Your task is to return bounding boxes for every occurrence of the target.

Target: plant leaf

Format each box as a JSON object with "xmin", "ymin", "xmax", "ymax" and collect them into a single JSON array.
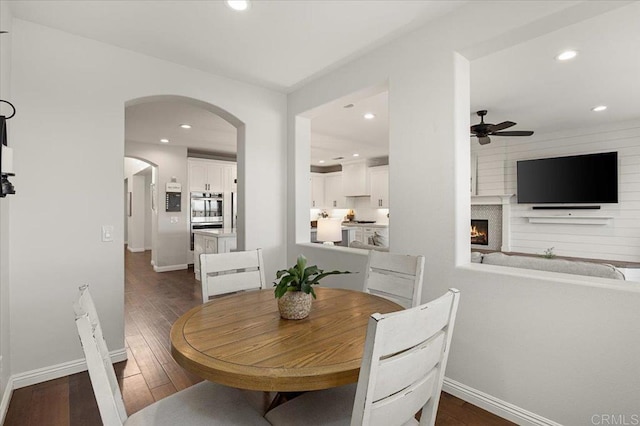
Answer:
[
  {"xmin": 296, "ymin": 255, "xmax": 307, "ymax": 275},
  {"xmin": 302, "ymin": 265, "xmax": 320, "ymax": 282},
  {"xmin": 274, "ymin": 284, "xmax": 288, "ymax": 298},
  {"xmin": 309, "ymin": 270, "xmax": 352, "ymax": 285}
]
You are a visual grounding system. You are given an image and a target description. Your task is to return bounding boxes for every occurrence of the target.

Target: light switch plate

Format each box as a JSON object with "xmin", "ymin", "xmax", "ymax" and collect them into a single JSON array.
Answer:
[
  {"xmin": 102, "ymin": 225, "xmax": 114, "ymax": 242},
  {"xmin": 170, "ymin": 216, "xmax": 179, "ymax": 224}
]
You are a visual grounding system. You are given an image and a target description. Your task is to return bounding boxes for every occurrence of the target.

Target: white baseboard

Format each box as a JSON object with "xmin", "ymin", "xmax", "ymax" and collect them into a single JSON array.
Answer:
[
  {"xmin": 153, "ymin": 264, "xmax": 188, "ymax": 272},
  {"xmin": 144, "ymin": 246, "xmax": 152, "ymax": 250},
  {"xmin": 11, "ymin": 348, "xmax": 127, "ymax": 390},
  {"xmin": 0, "ymin": 376, "xmax": 14, "ymax": 426},
  {"xmin": 0, "ymin": 348, "xmax": 126, "ymax": 423},
  {"xmin": 127, "ymin": 246, "xmax": 145, "ymax": 253},
  {"xmin": 443, "ymin": 378, "xmax": 562, "ymax": 426}
]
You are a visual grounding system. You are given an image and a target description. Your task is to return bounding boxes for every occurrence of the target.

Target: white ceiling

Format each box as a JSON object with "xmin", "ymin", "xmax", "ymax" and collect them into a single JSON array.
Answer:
[
  {"xmin": 11, "ymin": 1, "xmax": 638, "ymax": 160},
  {"xmin": 8, "ymin": 0, "xmax": 466, "ymax": 92},
  {"xmin": 470, "ymin": 1, "xmax": 640, "ymax": 142},
  {"xmin": 310, "ymin": 90, "xmax": 389, "ymax": 166},
  {"xmin": 125, "ymin": 100, "xmax": 236, "ymax": 153}
]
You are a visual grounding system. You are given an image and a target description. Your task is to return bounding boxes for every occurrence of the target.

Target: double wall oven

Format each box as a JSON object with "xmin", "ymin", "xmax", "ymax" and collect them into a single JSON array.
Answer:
[{"xmin": 190, "ymin": 192, "xmax": 223, "ymax": 250}]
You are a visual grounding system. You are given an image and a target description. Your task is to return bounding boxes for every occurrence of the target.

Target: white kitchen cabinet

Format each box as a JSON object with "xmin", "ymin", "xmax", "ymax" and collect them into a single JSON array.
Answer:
[
  {"xmin": 223, "ymin": 164, "xmax": 237, "ymax": 227},
  {"xmin": 310, "ymin": 173, "xmax": 325, "ymax": 208},
  {"xmin": 342, "ymin": 161, "xmax": 370, "ymax": 196},
  {"xmin": 188, "ymin": 159, "xmax": 224, "ymax": 193},
  {"xmin": 324, "ymin": 172, "xmax": 347, "ymax": 208},
  {"xmin": 353, "ymin": 225, "xmax": 388, "ymax": 245},
  {"xmin": 229, "ymin": 164, "xmax": 237, "ymax": 192},
  {"xmin": 369, "ymin": 165, "xmax": 389, "ymax": 208},
  {"xmin": 354, "ymin": 227, "xmax": 376, "ymax": 244}
]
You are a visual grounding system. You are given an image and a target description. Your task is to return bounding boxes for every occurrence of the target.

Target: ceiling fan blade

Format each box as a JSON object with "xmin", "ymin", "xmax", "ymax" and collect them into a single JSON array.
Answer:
[
  {"xmin": 488, "ymin": 121, "xmax": 516, "ymax": 132},
  {"xmin": 478, "ymin": 136, "xmax": 491, "ymax": 145},
  {"xmin": 470, "ymin": 123, "xmax": 485, "ymax": 134},
  {"xmin": 492, "ymin": 130, "xmax": 534, "ymax": 136}
]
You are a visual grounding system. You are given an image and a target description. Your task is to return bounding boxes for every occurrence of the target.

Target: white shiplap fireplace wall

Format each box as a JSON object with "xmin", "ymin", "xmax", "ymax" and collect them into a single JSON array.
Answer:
[{"xmin": 472, "ymin": 120, "xmax": 640, "ymax": 263}]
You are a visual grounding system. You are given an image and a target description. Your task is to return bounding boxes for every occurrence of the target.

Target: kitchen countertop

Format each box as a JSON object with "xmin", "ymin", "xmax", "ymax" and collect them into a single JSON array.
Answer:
[
  {"xmin": 341, "ymin": 222, "xmax": 389, "ymax": 228},
  {"xmin": 192, "ymin": 228, "xmax": 237, "ymax": 238}
]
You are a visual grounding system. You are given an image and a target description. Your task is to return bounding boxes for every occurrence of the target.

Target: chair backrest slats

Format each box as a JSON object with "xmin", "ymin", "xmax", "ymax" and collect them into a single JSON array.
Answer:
[
  {"xmin": 372, "ymin": 331, "xmax": 445, "ymax": 402},
  {"xmin": 366, "ymin": 272, "xmax": 416, "ymax": 302},
  {"xmin": 74, "ymin": 285, "xmax": 128, "ymax": 426},
  {"xmin": 368, "ymin": 252, "xmax": 419, "ymax": 275},
  {"xmin": 204, "ymin": 270, "xmax": 263, "ymax": 296},
  {"xmin": 378, "ymin": 294, "xmax": 452, "ymax": 356},
  {"xmin": 200, "ymin": 249, "xmax": 267, "ymax": 302},
  {"xmin": 364, "ymin": 251, "xmax": 425, "ymax": 308},
  {"xmin": 351, "ymin": 289, "xmax": 460, "ymax": 426},
  {"xmin": 369, "ymin": 369, "xmax": 438, "ymax": 426}
]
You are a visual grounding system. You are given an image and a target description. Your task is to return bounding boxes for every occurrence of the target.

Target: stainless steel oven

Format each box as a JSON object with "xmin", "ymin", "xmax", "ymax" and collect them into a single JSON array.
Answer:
[
  {"xmin": 191, "ymin": 192, "xmax": 223, "ymax": 223},
  {"xmin": 190, "ymin": 192, "xmax": 223, "ymax": 250}
]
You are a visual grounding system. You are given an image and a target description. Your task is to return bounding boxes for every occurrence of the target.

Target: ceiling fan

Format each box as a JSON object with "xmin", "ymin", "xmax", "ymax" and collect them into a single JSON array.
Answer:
[{"xmin": 470, "ymin": 110, "xmax": 534, "ymax": 145}]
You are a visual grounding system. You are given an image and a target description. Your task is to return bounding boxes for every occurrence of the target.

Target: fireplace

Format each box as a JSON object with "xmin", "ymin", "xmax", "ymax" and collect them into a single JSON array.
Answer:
[{"xmin": 471, "ymin": 219, "xmax": 489, "ymax": 245}]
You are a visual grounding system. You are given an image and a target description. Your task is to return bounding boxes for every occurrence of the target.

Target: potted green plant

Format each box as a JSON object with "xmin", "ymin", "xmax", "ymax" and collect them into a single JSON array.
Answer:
[{"xmin": 274, "ymin": 254, "xmax": 351, "ymax": 319}]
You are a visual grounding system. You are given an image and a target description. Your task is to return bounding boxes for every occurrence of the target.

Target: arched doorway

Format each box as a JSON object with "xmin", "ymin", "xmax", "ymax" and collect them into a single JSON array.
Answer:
[{"xmin": 124, "ymin": 95, "xmax": 246, "ymax": 272}]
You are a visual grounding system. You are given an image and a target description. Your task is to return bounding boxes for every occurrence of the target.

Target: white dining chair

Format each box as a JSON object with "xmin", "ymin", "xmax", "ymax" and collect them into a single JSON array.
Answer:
[
  {"xmin": 265, "ymin": 288, "xmax": 460, "ymax": 426},
  {"xmin": 200, "ymin": 248, "xmax": 267, "ymax": 302},
  {"xmin": 363, "ymin": 250, "xmax": 425, "ymax": 308},
  {"xmin": 73, "ymin": 285, "xmax": 272, "ymax": 426}
]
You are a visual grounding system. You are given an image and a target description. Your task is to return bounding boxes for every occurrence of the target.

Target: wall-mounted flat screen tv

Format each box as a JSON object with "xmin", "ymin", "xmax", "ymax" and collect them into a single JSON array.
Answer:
[{"xmin": 517, "ymin": 152, "xmax": 618, "ymax": 204}]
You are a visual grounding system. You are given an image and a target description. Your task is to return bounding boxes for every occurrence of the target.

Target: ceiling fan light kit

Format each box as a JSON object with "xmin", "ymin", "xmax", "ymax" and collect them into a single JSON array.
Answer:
[{"xmin": 470, "ymin": 110, "xmax": 534, "ymax": 145}]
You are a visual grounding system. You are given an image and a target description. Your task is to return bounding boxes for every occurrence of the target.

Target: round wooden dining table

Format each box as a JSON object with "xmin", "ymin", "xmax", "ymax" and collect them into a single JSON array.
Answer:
[{"xmin": 170, "ymin": 287, "xmax": 402, "ymax": 392}]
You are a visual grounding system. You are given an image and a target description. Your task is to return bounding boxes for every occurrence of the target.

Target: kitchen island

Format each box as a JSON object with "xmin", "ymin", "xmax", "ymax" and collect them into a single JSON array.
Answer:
[
  {"xmin": 193, "ymin": 229, "xmax": 237, "ymax": 281},
  {"xmin": 342, "ymin": 222, "xmax": 389, "ymax": 246}
]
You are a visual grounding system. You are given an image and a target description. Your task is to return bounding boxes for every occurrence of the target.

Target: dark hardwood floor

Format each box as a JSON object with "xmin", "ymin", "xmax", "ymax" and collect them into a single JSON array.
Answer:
[{"xmin": 4, "ymin": 249, "xmax": 514, "ymax": 425}]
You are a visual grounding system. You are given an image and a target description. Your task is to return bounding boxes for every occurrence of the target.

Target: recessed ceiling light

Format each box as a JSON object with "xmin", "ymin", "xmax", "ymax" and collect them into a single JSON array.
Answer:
[
  {"xmin": 318, "ymin": 160, "xmax": 325, "ymax": 164},
  {"xmin": 556, "ymin": 50, "xmax": 578, "ymax": 61},
  {"xmin": 591, "ymin": 105, "xmax": 608, "ymax": 112},
  {"xmin": 353, "ymin": 153, "xmax": 360, "ymax": 157},
  {"xmin": 363, "ymin": 113, "xmax": 375, "ymax": 120},
  {"xmin": 226, "ymin": 0, "xmax": 250, "ymax": 11},
  {"xmin": 160, "ymin": 138, "xmax": 169, "ymax": 143},
  {"xmin": 180, "ymin": 124, "xmax": 192, "ymax": 129}
]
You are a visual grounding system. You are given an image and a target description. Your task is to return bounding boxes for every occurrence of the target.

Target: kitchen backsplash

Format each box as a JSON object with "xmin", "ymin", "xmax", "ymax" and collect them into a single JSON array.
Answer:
[{"xmin": 310, "ymin": 197, "xmax": 389, "ymax": 224}]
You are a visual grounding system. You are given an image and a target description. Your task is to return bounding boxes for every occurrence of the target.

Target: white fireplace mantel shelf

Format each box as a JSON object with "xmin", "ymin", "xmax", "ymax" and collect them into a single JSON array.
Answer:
[
  {"xmin": 523, "ymin": 215, "xmax": 614, "ymax": 225},
  {"xmin": 471, "ymin": 194, "xmax": 515, "ymax": 205}
]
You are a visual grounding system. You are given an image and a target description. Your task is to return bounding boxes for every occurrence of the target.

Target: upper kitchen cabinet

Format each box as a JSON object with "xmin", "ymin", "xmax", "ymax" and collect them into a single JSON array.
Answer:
[
  {"xmin": 310, "ymin": 173, "xmax": 325, "ymax": 208},
  {"xmin": 369, "ymin": 165, "xmax": 389, "ymax": 208},
  {"xmin": 224, "ymin": 163, "xmax": 237, "ymax": 193},
  {"xmin": 342, "ymin": 161, "xmax": 370, "ymax": 196},
  {"xmin": 188, "ymin": 159, "xmax": 224, "ymax": 193},
  {"xmin": 324, "ymin": 172, "xmax": 347, "ymax": 208}
]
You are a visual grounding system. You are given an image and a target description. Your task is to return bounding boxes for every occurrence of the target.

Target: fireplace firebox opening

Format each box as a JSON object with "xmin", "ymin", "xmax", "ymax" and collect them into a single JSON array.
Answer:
[{"xmin": 471, "ymin": 219, "xmax": 489, "ymax": 245}]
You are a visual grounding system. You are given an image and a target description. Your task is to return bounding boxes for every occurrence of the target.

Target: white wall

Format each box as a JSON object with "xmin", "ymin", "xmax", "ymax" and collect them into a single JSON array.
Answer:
[
  {"xmin": 126, "ymin": 142, "xmax": 188, "ymax": 267},
  {"xmin": 473, "ymin": 120, "xmax": 640, "ymax": 263},
  {"xmin": 288, "ymin": 2, "xmax": 640, "ymax": 425},
  {"xmin": 144, "ymin": 172, "xmax": 152, "ymax": 250},
  {"xmin": 8, "ymin": 18, "xmax": 286, "ymax": 382},
  {"xmin": 128, "ymin": 174, "xmax": 146, "ymax": 252},
  {"xmin": 0, "ymin": 0, "xmax": 12, "ymax": 412},
  {"xmin": 123, "ymin": 157, "xmax": 150, "ymax": 251}
]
